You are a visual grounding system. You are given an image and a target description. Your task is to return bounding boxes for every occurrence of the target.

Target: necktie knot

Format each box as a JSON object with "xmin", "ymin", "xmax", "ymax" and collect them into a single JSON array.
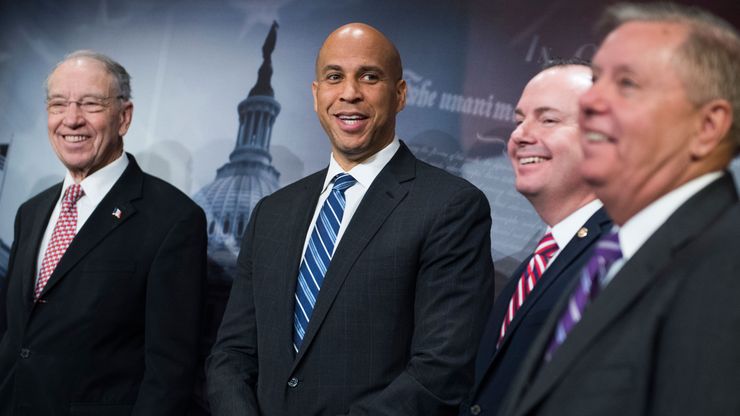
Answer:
[
  {"xmin": 534, "ymin": 232, "xmax": 558, "ymax": 259},
  {"xmin": 594, "ymin": 230, "xmax": 622, "ymax": 265},
  {"xmin": 62, "ymin": 184, "xmax": 85, "ymax": 209},
  {"xmin": 332, "ymin": 173, "xmax": 356, "ymax": 193}
]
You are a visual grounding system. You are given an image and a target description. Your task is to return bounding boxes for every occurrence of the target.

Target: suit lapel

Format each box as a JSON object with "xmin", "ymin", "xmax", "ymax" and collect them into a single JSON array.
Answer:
[
  {"xmin": 292, "ymin": 144, "xmax": 415, "ymax": 368},
  {"xmin": 34, "ymin": 156, "xmax": 143, "ymax": 301},
  {"xmin": 498, "ymin": 209, "xmax": 610, "ymax": 351},
  {"xmin": 20, "ymin": 185, "xmax": 62, "ymax": 308},
  {"xmin": 513, "ymin": 176, "xmax": 738, "ymax": 416},
  {"xmin": 474, "ymin": 209, "xmax": 610, "ymax": 394},
  {"xmin": 473, "ymin": 258, "xmax": 527, "ymax": 385}
]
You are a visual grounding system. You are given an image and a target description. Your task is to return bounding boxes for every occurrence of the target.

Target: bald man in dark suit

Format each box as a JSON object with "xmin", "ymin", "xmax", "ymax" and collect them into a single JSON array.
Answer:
[{"xmin": 207, "ymin": 23, "xmax": 494, "ymax": 416}]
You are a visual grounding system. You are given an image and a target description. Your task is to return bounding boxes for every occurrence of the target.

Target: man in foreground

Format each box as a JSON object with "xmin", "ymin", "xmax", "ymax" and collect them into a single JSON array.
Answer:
[
  {"xmin": 207, "ymin": 23, "xmax": 494, "ymax": 415},
  {"xmin": 499, "ymin": 3, "xmax": 740, "ymax": 415}
]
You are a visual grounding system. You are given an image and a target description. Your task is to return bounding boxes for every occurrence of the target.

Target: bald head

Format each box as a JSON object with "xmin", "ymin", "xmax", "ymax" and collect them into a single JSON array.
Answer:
[
  {"xmin": 311, "ymin": 22, "xmax": 407, "ymax": 170},
  {"xmin": 316, "ymin": 23, "xmax": 403, "ymax": 82}
]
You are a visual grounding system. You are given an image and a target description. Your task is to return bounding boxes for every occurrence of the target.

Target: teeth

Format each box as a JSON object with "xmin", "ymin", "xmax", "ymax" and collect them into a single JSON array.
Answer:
[
  {"xmin": 585, "ymin": 132, "xmax": 609, "ymax": 142},
  {"xmin": 337, "ymin": 115, "xmax": 366, "ymax": 125},
  {"xmin": 520, "ymin": 157, "xmax": 546, "ymax": 165},
  {"xmin": 63, "ymin": 135, "xmax": 87, "ymax": 143},
  {"xmin": 338, "ymin": 116, "xmax": 364, "ymax": 126}
]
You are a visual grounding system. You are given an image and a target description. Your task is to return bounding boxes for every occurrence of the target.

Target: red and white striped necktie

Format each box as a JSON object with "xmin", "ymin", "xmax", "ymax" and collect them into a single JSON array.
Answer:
[
  {"xmin": 35, "ymin": 184, "xmax": 84, "ymax": 300},
  {"xmin": 498, "ymin": 232, "xmax": 558, "ymax": 346}
]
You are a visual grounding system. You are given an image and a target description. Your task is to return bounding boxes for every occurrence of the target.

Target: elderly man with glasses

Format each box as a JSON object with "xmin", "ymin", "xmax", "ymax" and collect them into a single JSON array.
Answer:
[{"xmin": 0, "ymin": 50, "xmax": 207, "ymax": 416}]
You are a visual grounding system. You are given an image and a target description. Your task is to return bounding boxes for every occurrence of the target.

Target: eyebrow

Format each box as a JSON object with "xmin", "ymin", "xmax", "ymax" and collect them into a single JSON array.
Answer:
[
  {"xmin": 534, "ymin": 107, "xmax": 561, "ymax": 116},
  {"xmin": 320, "ymin": 64, "xmax": 343, "ymax": 73},
  {"xmin": 515, "ymin": 106, "xmax": 562, "ymax": 118},
  {"xmin": 593, "ymin": 63, "xmax": 638, "ymax": 76},
  {"xmin": 47, "ymin": 93, "xmax": 109, "ymax": 100},
  {"xmin": 319, "ymin": 64, "xmax": 387, "ymax": 76}
]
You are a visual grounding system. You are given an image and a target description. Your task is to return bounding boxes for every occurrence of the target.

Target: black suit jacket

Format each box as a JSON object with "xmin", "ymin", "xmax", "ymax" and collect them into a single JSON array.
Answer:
[
  {"xmin": 206, "ymin": 142, "xmax": 495, "ymax": 415},
  {"xmin": 462, "ymin": 208, "xmax": 611, "ymax": 416},
  {"xmin": 499, "ymin": 173, "xmax": 740, "ymax": 416},
  {"xmin": 0, "ymin": 155, "xmax": 207, "ymax": 415}
]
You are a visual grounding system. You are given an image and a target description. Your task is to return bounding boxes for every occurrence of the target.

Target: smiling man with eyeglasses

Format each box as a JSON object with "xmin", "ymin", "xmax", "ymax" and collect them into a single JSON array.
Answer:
[{"xmin": 0, "ymin": 50, "xmax": 207, "ymax": 415}]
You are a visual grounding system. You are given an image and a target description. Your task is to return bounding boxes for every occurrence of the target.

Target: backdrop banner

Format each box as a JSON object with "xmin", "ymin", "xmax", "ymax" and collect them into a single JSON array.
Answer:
[{"xmin": 0, "ymin": 0, "xmax": 737, "ymax": 413}]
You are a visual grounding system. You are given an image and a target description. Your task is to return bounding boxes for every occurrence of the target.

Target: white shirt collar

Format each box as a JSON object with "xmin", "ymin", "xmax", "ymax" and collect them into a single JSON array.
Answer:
[
  {"xmin": 618, "ymin": 171, "xmax": 723, "ymax": 260},
  {"xmin": 61, "ymin": 151, "xmax": 129, "ymax": 207},
  {"xmin": 323, "ymin": 137, "xmax": 400, "ymax": 191},
  {"xmin": 549, "ymin": 199, "xmax": 603, "ymax": 252}
]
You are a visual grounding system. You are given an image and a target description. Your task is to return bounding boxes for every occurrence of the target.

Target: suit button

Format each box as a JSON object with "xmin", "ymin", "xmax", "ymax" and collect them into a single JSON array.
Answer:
[
  {"xmin": 287, "ymin": 377, "xmax": 299, "ymax": 388},
  {"xmin": 470, "ymin": 404, "xmax": 481, "ymax": 415},
  {"xmin": 19, "ymin": 348, "xmax": 31, "ymax": 359}
]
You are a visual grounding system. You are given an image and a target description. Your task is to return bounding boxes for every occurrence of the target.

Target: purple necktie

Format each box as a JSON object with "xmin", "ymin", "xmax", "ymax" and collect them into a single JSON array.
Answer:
[{"xmin": 544, "ymin": 230, "xmax": 622, "ymax": 362}]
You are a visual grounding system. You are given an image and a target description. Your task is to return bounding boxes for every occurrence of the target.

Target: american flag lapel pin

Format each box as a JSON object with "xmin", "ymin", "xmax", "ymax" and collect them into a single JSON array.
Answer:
[{"xmin": 112, "ymin": 208, "xmax": 122, "ymax": 219}]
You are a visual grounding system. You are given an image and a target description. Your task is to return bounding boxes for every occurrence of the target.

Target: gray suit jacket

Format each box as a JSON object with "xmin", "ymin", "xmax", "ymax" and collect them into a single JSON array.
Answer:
[
  {"xmin": 206, "ymin": 142, "xmax": 495, "ymax": 415},
  {"xmin": 499, "ymin": 173, "xmax": 740, "ymax": 416}
]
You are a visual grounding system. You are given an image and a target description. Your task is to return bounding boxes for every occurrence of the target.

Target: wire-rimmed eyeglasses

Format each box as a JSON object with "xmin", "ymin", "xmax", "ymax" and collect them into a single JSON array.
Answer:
[{"xmin": 46, "ymin": 95, "xmax": 125, "ymax": 114}]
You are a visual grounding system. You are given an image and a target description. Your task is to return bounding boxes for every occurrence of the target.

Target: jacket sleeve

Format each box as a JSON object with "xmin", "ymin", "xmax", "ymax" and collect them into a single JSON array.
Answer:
[
  {"xmin": 205, "ymin": 199, "xmax": 264, "ymax": 416},
  {"xmin": 132, "ymin": 203, "xmax": 207, "ymax": 415}
]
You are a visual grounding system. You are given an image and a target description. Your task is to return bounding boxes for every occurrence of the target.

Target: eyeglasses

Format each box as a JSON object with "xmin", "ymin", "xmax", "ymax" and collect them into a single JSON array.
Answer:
[{"xmin": 46, "ymin": 96, "xmax": 125, "ymax": 115}]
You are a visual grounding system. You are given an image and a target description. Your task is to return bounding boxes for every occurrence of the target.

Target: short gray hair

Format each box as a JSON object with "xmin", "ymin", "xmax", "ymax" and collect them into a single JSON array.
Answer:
[
  {"xmin": 599, "ymin": 2, "xmax": 740, "ymax": 152},
  {"xmin": 45, "ymin": 50, "xmax": 132, "ymax": 100}
]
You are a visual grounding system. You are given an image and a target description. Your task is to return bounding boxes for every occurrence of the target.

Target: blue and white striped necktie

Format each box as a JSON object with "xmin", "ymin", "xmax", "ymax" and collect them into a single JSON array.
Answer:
[{"xmin": 293, "ymin": 173, "xmax": 357, "ymax": 352}]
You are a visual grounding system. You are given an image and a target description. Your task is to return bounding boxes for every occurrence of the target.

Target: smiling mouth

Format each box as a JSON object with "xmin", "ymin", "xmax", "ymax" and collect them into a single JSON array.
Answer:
[
  {"xmin": 335, "ymin": 113, "xmax": 368, "ymax": 124},
  {"xmin": 62, "ymin": 135, "xmax": 89, "ymax": 143},
  {"xmin": 519, "ymin": 156, "xmax": 547, "ymax": 165},
  {"xmin": 584, "ymin": 131, "xmax": 610, "ymax": 143}
]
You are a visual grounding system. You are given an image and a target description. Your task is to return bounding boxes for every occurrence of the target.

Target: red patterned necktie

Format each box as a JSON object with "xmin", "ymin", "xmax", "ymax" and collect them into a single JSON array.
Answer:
[
  {"xmin": 35, "ymin": 184, "xmax": 85, "ymax": 299},
  {"xmin": 498, "ymin": 232, "xmax": 558, "ymax": 346}
]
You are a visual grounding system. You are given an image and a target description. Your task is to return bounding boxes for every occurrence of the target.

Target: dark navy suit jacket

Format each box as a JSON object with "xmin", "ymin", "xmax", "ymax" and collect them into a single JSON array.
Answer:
[
  {"xmin": 0, "ymin": 155, "xmax": 207, "ymax": 415},
  {"xmin": 462, "ymin": 207, "xmax": 612, "ymax": 416},
  {"xmin": 207, "ymin": 142, "xmax": 495, "ymax": 416}
]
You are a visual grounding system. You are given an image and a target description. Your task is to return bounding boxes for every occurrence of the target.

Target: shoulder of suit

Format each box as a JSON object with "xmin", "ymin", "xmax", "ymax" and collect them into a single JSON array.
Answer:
[
  {"xmin": 19, "ymin": 182, "xmax": 62, "ymax": 211},
  {"xmin": 139, "ymin": 173, "xmax": 204, "ymax": 217},
  {"xmin": 413, "ymin": 158, "xmax": 486, "ymax": 197},
  {"xmin": 266, "ymin": 169, "xmax": 325, "ymax": 199}
]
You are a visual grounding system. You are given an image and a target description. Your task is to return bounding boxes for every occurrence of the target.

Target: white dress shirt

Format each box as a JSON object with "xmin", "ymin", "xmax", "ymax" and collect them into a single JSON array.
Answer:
[
  {"xmin": 300, "ymin": 139, "xmax": 400, "ymax": 258},
  {"xmin": 546, "ymin": 199, "xmax": 603, "ymax": 268},
  {"xmin": 35, "ymin": 152, "xmax": 129, "ymax": 282}
]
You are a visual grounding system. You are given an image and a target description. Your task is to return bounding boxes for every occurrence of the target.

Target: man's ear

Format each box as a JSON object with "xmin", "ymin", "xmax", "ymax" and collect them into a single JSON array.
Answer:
[
  {"xmin": 118, "ymin": 101, "xmax": 134, "ymax": 137},
  {"xmin": 395, "ymin": 79, "xmax": 407, "ymax": 113},
  {"xmin": 690, "ymin": 98, "xmax": 732, "ymax": 159},
  {"xmin": 312, "ymin": 81, "xmax": 319, "ymax": 113}
]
